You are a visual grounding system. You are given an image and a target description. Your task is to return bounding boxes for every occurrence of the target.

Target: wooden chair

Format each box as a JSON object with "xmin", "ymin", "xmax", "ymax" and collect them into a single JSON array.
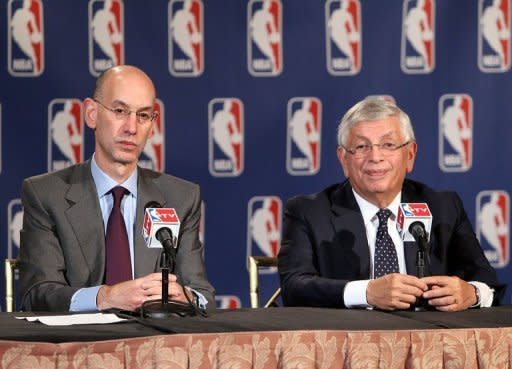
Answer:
[
  {"xmin": 5, "ymin": 259, "xmax": 19, "ymax": 312},
  {"xmin": 248, "ymin": 256, "xmax": 281, "ymax": 308}
]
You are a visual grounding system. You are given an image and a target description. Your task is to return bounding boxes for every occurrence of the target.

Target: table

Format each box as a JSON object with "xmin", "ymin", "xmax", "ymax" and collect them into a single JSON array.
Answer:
[{"xmin": 0, "ymin": 306, "xmax": 511, "ymax": 368}]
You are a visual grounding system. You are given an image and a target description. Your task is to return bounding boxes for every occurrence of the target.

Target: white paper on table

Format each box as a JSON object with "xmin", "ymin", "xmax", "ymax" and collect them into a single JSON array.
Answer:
[{"xmin": 15, "ymin": 313, "xmax": 127, "ymax": 326}]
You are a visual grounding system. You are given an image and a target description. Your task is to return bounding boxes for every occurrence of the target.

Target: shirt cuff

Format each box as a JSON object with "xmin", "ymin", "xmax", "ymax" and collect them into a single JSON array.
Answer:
[
  {"xmin": 343, "ymin": 280, "xmax": 371, "ymax": 308},
  {"xmin": 468, "ymin": 281, "xmax": 494, "ymax": 308},
  {"xmin": 69, "ymin": 286, "xmax": 102, "ymax": 312},
  {"xmin": 186, "ymin": 287, "xmax": 208, "ymax": 310}
]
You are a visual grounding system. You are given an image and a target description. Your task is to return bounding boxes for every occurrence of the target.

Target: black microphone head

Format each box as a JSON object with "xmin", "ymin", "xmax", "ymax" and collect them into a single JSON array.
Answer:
[
  {"xmin": 144, "ymin": 201, "xmax": 162, "ymax": 210},
  {"xmin": 156, "ymin": 227, "xmax": 173, "ymax": 243},
  {"xmin": 409, "ymin": 221, "xmax": 426, "ymax": 239}
]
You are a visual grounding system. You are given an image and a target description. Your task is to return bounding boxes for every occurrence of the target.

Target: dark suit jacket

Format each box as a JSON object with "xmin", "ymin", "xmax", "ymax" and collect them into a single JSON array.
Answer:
[
  {"xmin": 19, "ymin": 161, "xmax": 215, "ymax": 312},
  {"xmin": 278, "ymin": 179, "xmax": 505, "ymax": 308}
]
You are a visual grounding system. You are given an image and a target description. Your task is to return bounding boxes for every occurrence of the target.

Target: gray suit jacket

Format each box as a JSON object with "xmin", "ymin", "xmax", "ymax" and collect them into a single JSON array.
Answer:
[{"xmin": 19, "ymin": 161, "xmax": 215, "ymax": 312}]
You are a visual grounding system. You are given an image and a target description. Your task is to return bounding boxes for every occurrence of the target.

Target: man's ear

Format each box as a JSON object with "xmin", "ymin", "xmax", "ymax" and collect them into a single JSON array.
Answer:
[
  {"xmin": 406, "ymin": 141, "xmax": 418, "ymax": 173},
  {"xmin": 83, "ymin": 98, "xmax": 98, "ymax": 129},
  {"xmin": 337, "ymin": 146, "xmax": 350, "ymax": 178}
]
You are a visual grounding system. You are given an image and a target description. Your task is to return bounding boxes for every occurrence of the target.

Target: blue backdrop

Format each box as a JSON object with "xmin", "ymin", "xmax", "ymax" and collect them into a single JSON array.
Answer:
[{"xmin": 1, "ymin": 0, "xmax": 511, "ymax": 310}]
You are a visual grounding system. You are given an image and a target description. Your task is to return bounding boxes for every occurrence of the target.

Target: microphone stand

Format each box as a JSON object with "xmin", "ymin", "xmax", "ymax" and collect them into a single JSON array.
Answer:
[
  {"xmin": 414, "ymin": 235, "xmax": 430, "ymax": 311},
  {"xmin": 140, "ymin": 239, "xmax": 189, "ymax": 319}
]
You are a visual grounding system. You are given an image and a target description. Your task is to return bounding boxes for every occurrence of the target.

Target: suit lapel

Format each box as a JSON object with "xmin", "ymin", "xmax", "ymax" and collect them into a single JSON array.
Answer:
[
  {"xmin": 330, "ymin": 182, "xmax": 371, "ymax": 278},
  {"xmin": 64, "ymin": 161, "xmax": 106, "ymax": 281},
  {"xmin": 134, "ymin": 169, "xmax": 166, "ymax": 277}
]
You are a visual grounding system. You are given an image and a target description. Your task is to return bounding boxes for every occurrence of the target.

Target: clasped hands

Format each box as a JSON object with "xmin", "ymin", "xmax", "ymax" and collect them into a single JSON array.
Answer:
[
  {"xmin": 366, "ymin": 273, "xmax": 478, "ymax": 312},
  {"xmin": 96, "ymin": 273, "xmax": 194, "ymax": 311}
]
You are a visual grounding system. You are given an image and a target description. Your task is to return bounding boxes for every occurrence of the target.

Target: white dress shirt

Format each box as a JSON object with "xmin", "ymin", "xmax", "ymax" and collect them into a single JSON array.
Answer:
[{"xmin": 343, "ymin": 190, "xmax": 493, "ymax": 308}]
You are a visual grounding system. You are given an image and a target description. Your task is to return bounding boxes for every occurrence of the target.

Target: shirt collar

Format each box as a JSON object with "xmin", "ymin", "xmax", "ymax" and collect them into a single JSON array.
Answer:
[
  {"xmin": 90, "ymin": 154, "xmax": 138, "ymax": 198},
  {"xmin": 352, "ymin": 190, "xmax": 402, "ymax": 225}
]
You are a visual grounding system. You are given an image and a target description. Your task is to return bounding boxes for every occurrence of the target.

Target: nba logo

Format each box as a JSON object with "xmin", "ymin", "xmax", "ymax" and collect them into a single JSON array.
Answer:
[
  {"xmin": 478, "ymin": 0, "xmax": 511, "ymax": 72},
  {"xmin": 169, "ymin": 0, "xmax": 204, "ymax": 77},
  {"xmin": 7, "ymin": 0, "xmax": 44, "ymax": 77},
  {"xmin": 247, "ymin": 196, "xmax": 282, "ymax": 274},
  {"xmin": 208, "ymin": 98, "xmax": 244, "ymax": 177},
  {"xmin": 139, "ymin": 99, "xmax": 165, "ymax": 172},
  {"xmin": 286, "ymin": 97, "xmax": 322, "ymax": 175},
  {"xmin": 476, "ymin": 190, "xmax": 509, "ymax": 268},
  {"xmin": 247, "ymin": 0, "xmax": 283, "ymax": 76},
  {"xmin": 401, "ymin": 0, "xmax": 435, "ymax": 74},
  {"xmin": 325, "ymin": 0, "xmax": 362, "ymax": 76},
  {"xmin": 215, "ymin": 295, "xmax": 242, "ymax": 309},
  {"xmin": 89, "ymin": 0, "xmax": 124, "ymax": 77},
  {"xmin": 47, "ymin": 99, "xmax": 84, "ymax": 172},
  {"xmin": 438, "ymin": 94, "xmax": 473, "ymax": 172},
  {"xmin": 8, "ymin": 199, "xmax": 23, "ymax": 259}
]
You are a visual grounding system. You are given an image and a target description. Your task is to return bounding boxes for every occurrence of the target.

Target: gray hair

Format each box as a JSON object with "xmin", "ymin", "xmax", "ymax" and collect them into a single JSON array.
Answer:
[{"xmin": 337, "ymin": 98, "xmax": 415, "ymax": 147}]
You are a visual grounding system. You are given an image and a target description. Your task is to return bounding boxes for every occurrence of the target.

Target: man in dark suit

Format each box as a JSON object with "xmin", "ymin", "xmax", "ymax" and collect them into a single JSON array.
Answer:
[
  {"xmin": 278, "ymin": 98, "xmax": 504, "ymax": 311},
  {"xmin": 20, "ymin": 65, "xmax": 214, "ymax": 312}
]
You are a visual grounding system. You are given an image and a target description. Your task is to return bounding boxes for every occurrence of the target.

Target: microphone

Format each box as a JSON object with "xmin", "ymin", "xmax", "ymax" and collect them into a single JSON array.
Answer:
[
  {"xmin": 396, "ymin": 203, "xmax": 432, "ymax": 278},
  {"xmin": 140, "ymin": 202, "xmax": 196, "ymax": 318},
  {"xmin": 396, "ymin": 203, "xmax": 432, "ymax": 243},
  {"xmin": 397, "ymin": 203, "xmax": 433, "ymax": 311},
  {"xmin": 409, "ymin": 221, "xmax": 429, "ymax": 250},
  {"xmin": 142, "ymin": 202, "xmax": 181, "ymax": 251}
]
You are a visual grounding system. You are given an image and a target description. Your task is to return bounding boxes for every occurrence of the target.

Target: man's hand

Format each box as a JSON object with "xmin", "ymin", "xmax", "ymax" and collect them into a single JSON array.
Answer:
[
  {"xmin": 421, "ymin": 276, "xmax": 477, "ymax": 312},
  {"xmin": 367, "ymin": 273, "xmax": 428, "ymax": 310},
  {"xmin": 96, "ymin": 273, "xmax": 193, "ymax": 311}
]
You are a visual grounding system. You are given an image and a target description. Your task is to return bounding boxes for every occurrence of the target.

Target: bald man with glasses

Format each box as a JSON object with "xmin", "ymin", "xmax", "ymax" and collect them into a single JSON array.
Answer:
[
  {"xmin": 278, "ymin": 98, "xmax": 505, "ymax": 312},
  {"xmin": 19, "ymin": 65, "xmax": 214, "ymax": 312}
]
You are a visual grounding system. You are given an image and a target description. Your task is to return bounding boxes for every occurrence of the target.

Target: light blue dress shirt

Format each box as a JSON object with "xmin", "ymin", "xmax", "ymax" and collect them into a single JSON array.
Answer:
[
  {"xmin": 70, "ymin": 155, "xmax": 208, "ymax": 311},
  {"xmin": 69, "ymin": 155, "xmax": 138, "ymax": 311}
]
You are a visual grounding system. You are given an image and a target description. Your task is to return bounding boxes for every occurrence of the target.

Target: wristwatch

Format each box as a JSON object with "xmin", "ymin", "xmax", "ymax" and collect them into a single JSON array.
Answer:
[{"xmin": 471, "ymin": 285, "xmax": 481, "ymax": 308}]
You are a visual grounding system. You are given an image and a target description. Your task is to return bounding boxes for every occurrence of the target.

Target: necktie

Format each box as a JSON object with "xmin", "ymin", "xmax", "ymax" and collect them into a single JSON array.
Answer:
[
  {"xmin": 374, "ymin": 208, "xmax": 399, "ymax": 278},
  {"xmin": 105, "ymin": 186, "xmax": 132, "ymax": 285}
]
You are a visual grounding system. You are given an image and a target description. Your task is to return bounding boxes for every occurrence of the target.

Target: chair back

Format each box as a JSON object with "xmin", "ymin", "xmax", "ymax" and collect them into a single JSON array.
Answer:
[
  {"xmin": 5, "ymin": 259, "xmax": 19, "ymax": 312},
  {"xmin": 248, "ymin": 256, "xmax": 281, "ymax": 308}
]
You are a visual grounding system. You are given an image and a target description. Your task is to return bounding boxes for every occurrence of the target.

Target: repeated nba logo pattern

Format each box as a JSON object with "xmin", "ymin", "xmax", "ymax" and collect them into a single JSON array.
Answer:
[
  {"xmin": 478, "ymin": 0, "xmax": 511, "ymax": 72},
  {"xmin": 7, "ymin": 199, "xmax": 23, "ymax": 260},
  {"xmin": 246, "ymin": 196, "xmax": 282, "ymax": 274},
  {"xmin": 89, "ymin": 0, "xmax": 124, "ymax": 77},
  {"xmin": 401, "ymin": 0, "xmax": 435, "ymax": 74},
  {"xmin": 7, "ymin": 0, "xmax": 44, "ymax": 77},
  {"xmin": 438, "ymin": 94, "xmax": 473, "ymax": 172},
  {"xmin": 247, "ymin": 0, "xmax": 283, "ymax": 76},
  {"xmin": 168, "ymin": 0, "xmax": 204, "ymax": 77},
  {"xmin": 215, "ymin": 295, "xmax": 242, "ymax": 309},
  {"xmin": 476, "ymin": 190, "xmax": 510, "ymax": 268},
  {"xmin": 208, "ymin": 98, "xmax": 244, "ymax": 177},
  {"xmin": 139, "ymin": 99, "xmax": 165, "ymax": 173},
  {"xmin": 286, "ymin": 97, "xmax": 322, "ymax": 176},
  {"xmin": 325, "ymin": 0, "xmax": 362, "ymax": 76},
  {"xmin": 47, "ymin": 99, "xmax": 84, "ymax": 172}
]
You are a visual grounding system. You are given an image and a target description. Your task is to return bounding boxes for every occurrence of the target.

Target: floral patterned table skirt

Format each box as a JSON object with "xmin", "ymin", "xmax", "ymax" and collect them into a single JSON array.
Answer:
[{"xmin": 1, "ymin": 328, "xmax": 511, "ymax": 369}]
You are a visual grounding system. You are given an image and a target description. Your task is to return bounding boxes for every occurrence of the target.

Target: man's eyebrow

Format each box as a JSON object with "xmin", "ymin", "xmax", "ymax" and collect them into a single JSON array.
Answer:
[
  {"xmin": 110, "ymin": 100, "xmax": 153, "ymax": 111},
  {"xmin": 352, "ymin": 131, "xmax": 400, "ymax": 141}
]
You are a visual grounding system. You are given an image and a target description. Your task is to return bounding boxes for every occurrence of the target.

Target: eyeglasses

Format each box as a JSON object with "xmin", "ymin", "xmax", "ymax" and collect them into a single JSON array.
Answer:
[
  {"xmin": 94, "ymin": 99, "xmax": 158, "ymax": 123},
  {"xmin": 341, "ymin": 141, "xmax": 412, "ymax": 157}
]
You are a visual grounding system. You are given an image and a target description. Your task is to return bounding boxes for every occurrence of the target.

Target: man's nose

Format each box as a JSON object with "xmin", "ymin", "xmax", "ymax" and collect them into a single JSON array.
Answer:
[
  {"xmin": 124, "ymin": 113, "xmax": 138, "ymax": 133},
  {"xmin": 367, "ymin": 144, "xmax": 384, "ymax": 160}
]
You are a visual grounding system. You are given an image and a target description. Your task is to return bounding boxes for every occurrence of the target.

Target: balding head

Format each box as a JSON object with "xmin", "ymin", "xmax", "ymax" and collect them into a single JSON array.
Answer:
[{"xmin": 93, "ymin": 65, "xmax": 156, "ymax": 101}]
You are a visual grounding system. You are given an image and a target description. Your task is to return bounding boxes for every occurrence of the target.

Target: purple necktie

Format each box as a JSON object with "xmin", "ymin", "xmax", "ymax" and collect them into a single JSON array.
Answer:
[
  {"xmin": 105, "ymin": 186, "xmax": 132, "ymax": 285},
  {"xmin": 374, "ymin": 209, "xmax": 399, "ymax": 278}
]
